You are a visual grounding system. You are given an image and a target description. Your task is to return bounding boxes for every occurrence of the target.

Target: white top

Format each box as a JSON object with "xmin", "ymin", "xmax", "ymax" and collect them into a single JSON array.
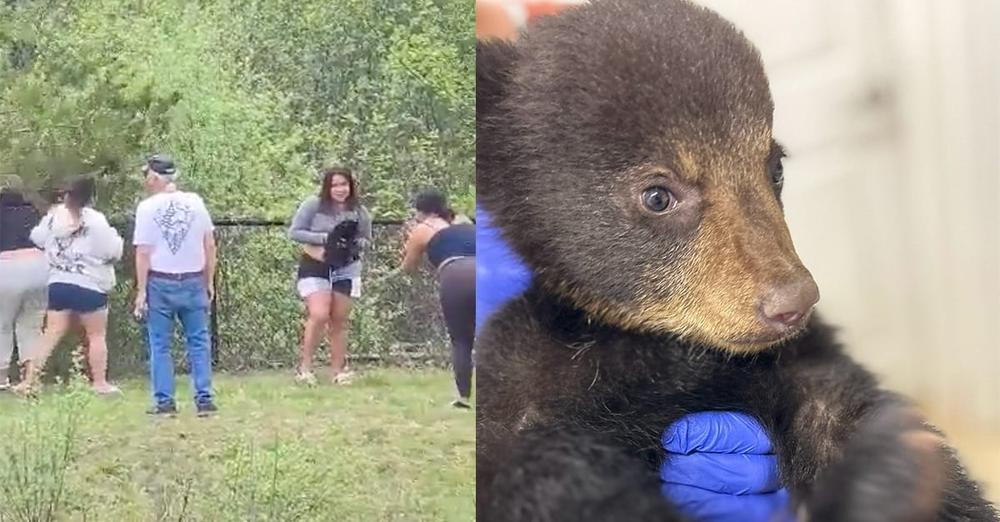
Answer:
[
  {"xmin": 133, "ymin": 190, "xmax": 214, "ymax": 274},
  {"xmin": 31, "ymin": 205, "xmax": 124, "ymax": 293}
]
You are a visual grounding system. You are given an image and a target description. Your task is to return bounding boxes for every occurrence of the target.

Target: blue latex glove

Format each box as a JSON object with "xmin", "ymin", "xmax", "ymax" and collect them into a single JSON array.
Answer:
[
  {"xmin": 475, "ymin": 206, "xmax": 532, "ymax": 332},
  {"xmin": 661, "ymin": 412, "xmax": 796, "ymax": 522}
]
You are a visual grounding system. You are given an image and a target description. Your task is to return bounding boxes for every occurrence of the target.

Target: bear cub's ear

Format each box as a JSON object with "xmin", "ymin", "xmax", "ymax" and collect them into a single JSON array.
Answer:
[{"xmin": 476, "ymin": 40, "xmax": 519, "ymax": 121}]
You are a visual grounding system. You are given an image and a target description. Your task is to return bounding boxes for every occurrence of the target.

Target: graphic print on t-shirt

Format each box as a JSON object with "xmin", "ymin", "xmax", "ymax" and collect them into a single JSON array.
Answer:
[
  {"xmin": 49, "ymin": 223, "xmax": 88, "ymax": 275},
  {"xmin": 154, "ymin": 200, "xmax": 196, "ymax": 255}
]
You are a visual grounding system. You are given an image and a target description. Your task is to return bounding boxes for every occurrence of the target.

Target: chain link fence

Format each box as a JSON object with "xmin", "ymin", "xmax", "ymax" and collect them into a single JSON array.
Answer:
[{"xmin": 44, "ymin": 220, "xmax": 450, "ymax": 378}]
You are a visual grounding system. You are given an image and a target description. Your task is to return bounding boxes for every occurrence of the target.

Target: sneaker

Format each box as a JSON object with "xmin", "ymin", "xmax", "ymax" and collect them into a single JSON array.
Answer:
[
  {"xmin": 196, "ymin": 402, "xmax": 218, "ymax": 417},
  {"xmin": 146, "ymin": 403, "xmax": 178, "ymax": 416},
  {"xmin": 451, "ymin": 398, "xmax": 472, "ymax": 409}
]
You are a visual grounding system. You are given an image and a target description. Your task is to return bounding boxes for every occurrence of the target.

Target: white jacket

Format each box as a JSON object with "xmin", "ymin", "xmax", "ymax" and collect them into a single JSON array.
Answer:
[{"xmin": 31, "ymin": 205, "xmax": 123, "ymax": 293}]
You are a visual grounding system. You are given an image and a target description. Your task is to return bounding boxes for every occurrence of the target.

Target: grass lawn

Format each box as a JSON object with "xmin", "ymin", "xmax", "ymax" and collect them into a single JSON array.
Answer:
[{"xmin": 0, "ymin": 368, "xmax": 474, "ymax": 522}]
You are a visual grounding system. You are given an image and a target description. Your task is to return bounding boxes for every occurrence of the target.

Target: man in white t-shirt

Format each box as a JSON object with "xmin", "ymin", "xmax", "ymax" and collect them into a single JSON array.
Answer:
[{"xmin": 133, "ymin": 154, "xmax": 218, "ymax": 416}]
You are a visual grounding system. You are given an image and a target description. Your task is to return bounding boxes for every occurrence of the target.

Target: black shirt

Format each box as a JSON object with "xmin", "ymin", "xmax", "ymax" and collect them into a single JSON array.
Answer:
[
  {"xmin": 426, "ymin": 224, "xmax": 475, "ymax": 269},
  {"xmin": 0, "ymin": 191, "xmax": 41, "ymax": 253}
]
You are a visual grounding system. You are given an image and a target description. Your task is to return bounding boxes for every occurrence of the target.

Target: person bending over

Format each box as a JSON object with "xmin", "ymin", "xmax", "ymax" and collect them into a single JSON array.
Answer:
[{"xmin": 402, "ymin": 190, "xmax": 475, "ymax": 408}]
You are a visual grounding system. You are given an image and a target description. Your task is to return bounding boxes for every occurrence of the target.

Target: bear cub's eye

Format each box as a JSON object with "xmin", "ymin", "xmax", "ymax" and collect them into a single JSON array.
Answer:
[
  {"xmin": 770, "ymin": 156, "xmax": 784, "ymax": 188},
  {"xmin": 641, "ymin": 186, "xmax": 677, "ymax": 213}
]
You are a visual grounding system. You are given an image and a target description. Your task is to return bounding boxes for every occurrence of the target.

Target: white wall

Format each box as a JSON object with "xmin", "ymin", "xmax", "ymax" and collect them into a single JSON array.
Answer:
[{"xmin": 694, "ymin": 0, "xmax": 1000, "ymax": 500}]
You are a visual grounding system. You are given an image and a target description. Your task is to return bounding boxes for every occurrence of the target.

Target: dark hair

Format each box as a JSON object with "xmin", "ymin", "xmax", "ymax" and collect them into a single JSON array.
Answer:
[
  {"xmin": 318, "ymin": 167, "xmax": 358, "ymax": 210},
  {"xmin": 413, "ymin": 189, "xmax": 455, "ymax": 222},
  {"xmin": 62, "ymin": 175, "xmax": 95, "ymax": 211}
]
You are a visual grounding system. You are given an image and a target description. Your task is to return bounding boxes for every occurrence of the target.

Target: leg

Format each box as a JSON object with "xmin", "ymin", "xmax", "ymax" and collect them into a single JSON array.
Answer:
[
  {"xmin": 0, "ymin": 274, "xmax": 20, "ymax": 384},
  {"xmin": 439, "ymin": 259, "xmax": 477, "ymax": 402},
  {"xmin": 177, "ymin": 279, "xmax": 213, "ymax": 407},
  {"xmin": 146, "ymin": 279, "xmax": 177, "ymax": 408},
  {"xmin": 327, "ymin": 283, "xmax": 353, "ymax": 380},
  {"xmin": 78, "ymin": 308, "xmax": 116, "ymax": 393},
  {"xmin": 17, "ymin": 310, "xmax": 72, "ymax": 389},
  {"xmin": 74, "ymin": 319, "xmax": 93, "ymax": 382},
  {"xmin": 298, "ymin": 284, "xmax": 331, "ymax": 376},
  {"xmin": 12, "ymin": 260, "xmax": 48, "ymax": 384}
]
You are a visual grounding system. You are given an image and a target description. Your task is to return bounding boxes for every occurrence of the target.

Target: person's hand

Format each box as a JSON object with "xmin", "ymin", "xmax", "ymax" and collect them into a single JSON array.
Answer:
[
  {"xmin": 133, "ymin": 290, "xmax": 148, "ymax": 321},
  {"xmin": 660, "ymin": 412, "xmax": 796, "ymax": 522},
  {"xmin": 206, "ymin": 281, "xmax": 216, "ymax": 303}
]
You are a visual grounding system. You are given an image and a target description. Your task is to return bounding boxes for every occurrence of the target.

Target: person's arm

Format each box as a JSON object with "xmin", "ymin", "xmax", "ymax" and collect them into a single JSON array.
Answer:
[
  {"xmin": 89, "ymin": 212, "xmax": 124, "ymax": 262},
  {"xmin": 135, "ymin": 246, "xmax": 151, "ymax": 294},
  {"xmin": 356, "ymin": 206, "xmax": 373, "ymax": 250},
  {"xmin": 132, "ymin": 204, "xmax": 154, "ymax": 317},
  {"xmin": 29, "ymin": 211, "xmax": 53, "ymax": 249},
  {"xmin": 287, "ymin": 198, "xmax": 327, "ymax": 245},
  {"xmin": 400, "ymin": 224, "xmax": 433, "ymax": 274},
  {"xmin": 197, "ymin": 197, "xmax": 217, "ymax": 300},
  {"xmin": 203, "ymin": 230, "xmax": 217, "ymax": 300}
]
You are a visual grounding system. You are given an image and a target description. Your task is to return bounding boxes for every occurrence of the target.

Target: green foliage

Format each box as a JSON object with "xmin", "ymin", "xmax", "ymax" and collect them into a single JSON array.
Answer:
[
  {"xmin": 0, "ymin": 378, "xmax": 92, "ymax": 522},
  {"xmin": 0, "ymin": 0, "xmax": 474, "ymax": 220}
]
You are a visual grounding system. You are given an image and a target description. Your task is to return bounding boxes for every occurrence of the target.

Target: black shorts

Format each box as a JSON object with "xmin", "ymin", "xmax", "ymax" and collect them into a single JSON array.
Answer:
[
  {"xmin": 297, "ymin": 255, "xmax": 353, "ymax": 297},
  {"xmin": 47, "ymin": 283, "xmax": 108, "ymax": 313}
]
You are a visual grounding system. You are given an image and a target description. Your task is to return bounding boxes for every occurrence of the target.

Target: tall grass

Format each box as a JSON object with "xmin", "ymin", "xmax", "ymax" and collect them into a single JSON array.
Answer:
[{"xmin": 0, "ymin": 378, "xmax": 90, "ymax": 522}]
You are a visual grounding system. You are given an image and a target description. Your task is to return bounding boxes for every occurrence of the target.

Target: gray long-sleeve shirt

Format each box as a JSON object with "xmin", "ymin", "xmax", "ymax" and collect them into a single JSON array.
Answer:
[{"xmin": 288, "ymin": 196, "xmax": 372, "ymax": 280}]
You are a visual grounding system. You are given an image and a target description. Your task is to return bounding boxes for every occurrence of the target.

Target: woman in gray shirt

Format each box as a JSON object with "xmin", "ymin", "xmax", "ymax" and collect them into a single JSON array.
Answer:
[
  {"xmin": 288, "ymin": 168, "xmax": 372, "ymax": 385},
  {"xmin": 15, "ymin": 175, "xmax": 123, "ymax": 396}
]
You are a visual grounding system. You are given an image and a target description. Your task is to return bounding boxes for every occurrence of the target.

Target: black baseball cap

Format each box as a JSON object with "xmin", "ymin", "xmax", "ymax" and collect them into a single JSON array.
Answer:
[{"xmin": 142, "ymin": 154, "xmax": 177, "ymax": 177}]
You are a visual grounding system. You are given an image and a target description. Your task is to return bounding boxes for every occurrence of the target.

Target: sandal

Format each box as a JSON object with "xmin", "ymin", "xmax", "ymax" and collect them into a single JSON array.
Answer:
[
  {"xmin": 11, "ymin": 381, "xmax": 38, "ymax": 398},
  {"xmin": 93, "ymin": 384, "xmax": 122, "ymax": 396},
  {"xmin": 295, "ymin": 371, "xmax": 318, "ymax": 386},
  {"xmin": 332, "ymin": 371, "xmax": 354, "ymax": 385}
]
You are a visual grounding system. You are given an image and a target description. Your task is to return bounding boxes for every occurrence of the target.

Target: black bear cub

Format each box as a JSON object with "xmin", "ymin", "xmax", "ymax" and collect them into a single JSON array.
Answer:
[
  {"xmin": 323, "ymin": 218, "xmax": 360, "ymax": 270},
  {"xmin": 475, "ymin": 0, "xmax": 999, "ymax": 521}
]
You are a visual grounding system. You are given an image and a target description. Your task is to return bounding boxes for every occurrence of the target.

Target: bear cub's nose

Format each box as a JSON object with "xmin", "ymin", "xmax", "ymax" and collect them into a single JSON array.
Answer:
[{"xmin": 759, "ymin": 277, "xmax": 820, "ymax": 331}]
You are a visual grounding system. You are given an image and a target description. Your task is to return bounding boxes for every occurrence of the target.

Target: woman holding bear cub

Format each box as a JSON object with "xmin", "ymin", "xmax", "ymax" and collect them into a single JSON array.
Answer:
[{"xmin": 288, "ymin": 167, "xmax": 372, "ymax": 386}]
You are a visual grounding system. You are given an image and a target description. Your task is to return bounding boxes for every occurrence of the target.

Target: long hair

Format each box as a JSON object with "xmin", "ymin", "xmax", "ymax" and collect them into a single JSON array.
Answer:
[
  {"xmin": 413, "ymin": 189, "xmax": 455, "ymax": 222},
  {"xmin": 62, "ymin": 175, "xmax": 95, "ymax": 211},
  {"xmin": 318, "ymin": 167, "xmax": 358, "ymax": 210}
]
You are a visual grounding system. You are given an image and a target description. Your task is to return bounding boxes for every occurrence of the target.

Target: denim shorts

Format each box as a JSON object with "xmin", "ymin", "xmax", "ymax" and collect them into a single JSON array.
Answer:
[
  {"xmin": 296, "ymin": 277, "xmax": 353, "ymax": 298},
  {"xmin": 296, "ymin": 255, "xmax": 359, "ymax": 298},
  {"xmin": 47, "ymin": 283, "xmax": 108, "ymax": 313}
]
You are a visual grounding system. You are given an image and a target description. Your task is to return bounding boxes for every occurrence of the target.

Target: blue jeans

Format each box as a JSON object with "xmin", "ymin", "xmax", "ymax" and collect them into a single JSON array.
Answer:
[{"xmin": 146, "ymin": 277, "xmax": 213, "ymax": 407}]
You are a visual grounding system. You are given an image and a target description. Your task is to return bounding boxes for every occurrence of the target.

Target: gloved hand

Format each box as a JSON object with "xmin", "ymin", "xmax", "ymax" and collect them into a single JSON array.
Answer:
[
  {"xmin": 660, "ymin": 412, "xmax": 796, "ymax": 522},
  {"xmin": 475, "ymin": 205, "xmax": 532, "ymax": 331}
]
